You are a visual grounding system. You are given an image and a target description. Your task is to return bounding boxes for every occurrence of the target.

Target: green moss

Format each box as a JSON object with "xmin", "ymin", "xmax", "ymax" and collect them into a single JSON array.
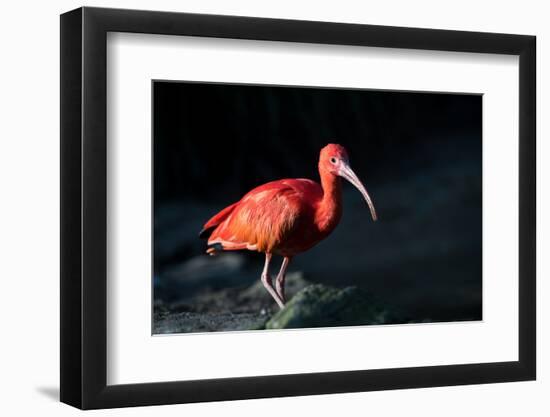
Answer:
[{"xmin": 266, "ymin": 284, "xmax": 400, "ymax": 329}]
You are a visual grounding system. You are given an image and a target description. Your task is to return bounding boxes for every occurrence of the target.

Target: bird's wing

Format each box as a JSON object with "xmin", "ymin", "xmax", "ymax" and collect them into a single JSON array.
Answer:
[
  {"xmin": 199, "ymin": 201, "xmax": 239, "ymax": 239},
  {"xmin": 207, "ymin": 180, "xmax": 317, "ymax": 253}
]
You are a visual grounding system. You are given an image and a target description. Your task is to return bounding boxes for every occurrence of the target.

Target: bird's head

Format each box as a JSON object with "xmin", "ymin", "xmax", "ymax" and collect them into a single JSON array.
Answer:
[{"xmin": 319, "ymin": 143, "xmax": 377, "ymax": 221}]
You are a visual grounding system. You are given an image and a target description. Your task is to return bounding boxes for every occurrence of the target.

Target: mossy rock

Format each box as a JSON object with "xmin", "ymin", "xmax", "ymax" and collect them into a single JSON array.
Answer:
[{"xmin": 266, "ymin": 284, "xmax": 399, "ymax": 329}]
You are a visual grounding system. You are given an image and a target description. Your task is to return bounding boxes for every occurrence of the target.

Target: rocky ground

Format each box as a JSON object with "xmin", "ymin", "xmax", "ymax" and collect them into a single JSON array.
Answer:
[{"xmin": 153, "ymin": 272, "xmax": 409, "ymax": 334}]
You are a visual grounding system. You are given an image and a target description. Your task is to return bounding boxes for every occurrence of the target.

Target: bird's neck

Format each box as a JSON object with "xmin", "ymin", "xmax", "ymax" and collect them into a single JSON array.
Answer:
[{"xmin": 316, "ymin": 170, "xmax": 343, "ymax": 233}]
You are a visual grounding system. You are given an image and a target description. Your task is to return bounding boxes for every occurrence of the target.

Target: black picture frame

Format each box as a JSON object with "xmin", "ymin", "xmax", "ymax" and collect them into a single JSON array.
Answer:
[{"xmin": 60, "ymin": 6, "xmax": 536, "ymax": 410}]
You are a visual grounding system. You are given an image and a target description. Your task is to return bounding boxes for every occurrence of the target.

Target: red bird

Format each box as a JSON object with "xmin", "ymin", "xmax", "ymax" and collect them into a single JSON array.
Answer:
[{"xmin": 199, "ymin": 144, "xmax": 377, "ymax": 309}]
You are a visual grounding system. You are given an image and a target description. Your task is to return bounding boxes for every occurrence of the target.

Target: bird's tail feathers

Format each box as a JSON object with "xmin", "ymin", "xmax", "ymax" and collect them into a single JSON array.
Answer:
[{"xmin": 199, "ymin": 202, "xmax": 239, "ymax": 239}]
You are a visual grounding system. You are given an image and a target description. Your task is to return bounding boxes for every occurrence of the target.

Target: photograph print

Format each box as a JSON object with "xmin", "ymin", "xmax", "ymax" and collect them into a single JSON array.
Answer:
[{"xmin": 153, "ymin": 81, "xmax": 482, "ymax": 335}]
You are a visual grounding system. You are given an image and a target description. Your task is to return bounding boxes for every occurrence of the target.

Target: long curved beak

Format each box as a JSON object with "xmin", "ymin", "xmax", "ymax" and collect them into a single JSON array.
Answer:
[{"xmin": 338, "ymin": 162, "xmax": 378, "ymax": 221}]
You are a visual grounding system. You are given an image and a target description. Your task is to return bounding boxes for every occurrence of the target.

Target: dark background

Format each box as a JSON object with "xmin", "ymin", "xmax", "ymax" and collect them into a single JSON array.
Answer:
[{"xmin": 153, "ymin": 81, "xmax": 482, "ymax": 323}]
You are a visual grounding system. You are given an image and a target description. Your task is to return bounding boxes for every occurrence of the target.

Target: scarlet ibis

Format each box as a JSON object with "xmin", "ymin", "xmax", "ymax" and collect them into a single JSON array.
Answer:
[{"xmin": 199, "ymin": 144, "xmax": 377, "ymax": 309}]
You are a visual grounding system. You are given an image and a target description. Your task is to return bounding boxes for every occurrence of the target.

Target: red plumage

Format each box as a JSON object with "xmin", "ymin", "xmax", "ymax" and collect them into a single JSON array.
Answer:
[{"xmin": 204, "ymin": 178, "xmax": 325, "ymax": 256}]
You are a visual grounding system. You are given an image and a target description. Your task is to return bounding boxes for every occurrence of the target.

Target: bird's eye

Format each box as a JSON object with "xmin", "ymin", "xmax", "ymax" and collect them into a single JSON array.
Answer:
[{"xmin": 330, "ymin": 157, "xmax": 337, "ymax": 164}]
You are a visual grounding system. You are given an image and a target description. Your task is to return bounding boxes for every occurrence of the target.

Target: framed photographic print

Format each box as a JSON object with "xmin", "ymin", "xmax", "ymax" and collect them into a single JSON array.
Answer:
[{"xmin": 60, "ymin": 6, "xmax": 536, "ymax": 409}]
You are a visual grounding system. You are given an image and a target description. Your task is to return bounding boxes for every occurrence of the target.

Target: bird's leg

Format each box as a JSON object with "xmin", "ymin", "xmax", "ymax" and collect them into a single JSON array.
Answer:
[
  {"xmin": 275, "ymin": 257, "xmax": 291, "ymax": 305},
  {"xmin": 261, "ymin": 253, "xmax": 285, "ymax": 309}
]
